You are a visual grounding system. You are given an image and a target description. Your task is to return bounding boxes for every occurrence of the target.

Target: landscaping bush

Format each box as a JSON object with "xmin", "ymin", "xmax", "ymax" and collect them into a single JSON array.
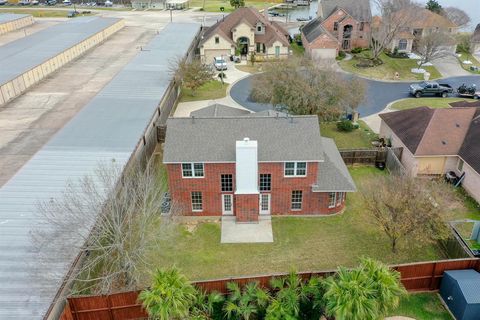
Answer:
[
  {"xmin": 355, "ymin": 57, "xmax": 383, "ymax": 68},
  {"xmin": 351, "ymin": 47, "xmax": 363, "ymax": 54},
  {"xmin": 386, "ymin": 48, "xmax": 409, "ymax": 59},
  {"xmin": 336, "ymin": 51, "xmax": 346, "ymax": 60},
  {"xmin": 336, "ymin": 120, "xmax": 355, "ymax": 132}
]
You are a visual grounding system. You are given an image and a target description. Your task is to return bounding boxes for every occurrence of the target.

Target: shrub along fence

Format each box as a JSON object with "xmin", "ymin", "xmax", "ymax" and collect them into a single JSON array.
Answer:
[{"xmin": 60, "ymin": 258, "xmax": 480, "ymax": 320}]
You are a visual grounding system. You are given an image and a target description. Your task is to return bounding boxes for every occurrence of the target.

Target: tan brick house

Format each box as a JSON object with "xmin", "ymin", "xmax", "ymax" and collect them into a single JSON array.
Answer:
[
  {"xmin": 385, "ymin": 7, "xmax": 458, "ymax": 54},
  {"xmin": 301, "ymin": 0, "xmax": 372, "ymax": 60},
  {"xmin": 199, "ymin": 7, "xmax": 290, "ymax": 63},
  {"xmin": 163, "ymin": 107, "xmax": 355, "ymax": 222},
  {"xmin": 379, "ymin": 107, "xmax": 480, "ymax": 203}
]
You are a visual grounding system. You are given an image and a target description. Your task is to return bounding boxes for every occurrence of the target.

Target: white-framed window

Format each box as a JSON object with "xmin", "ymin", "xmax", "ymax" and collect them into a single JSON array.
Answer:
[
  {"xmin": 457, "ymin": 158, "xmax": 464, "ymax": 172},
  {"xmin": 182, "ymin": 163, "xmax": 204, "ymax": 178},
  {"xmin": 257, "ymin": 26, "xmax": 262, "ymax": 32},
  {"xmin": 398, "ymin": 39, "xmax": 408, "ymax": 51},
  {"xmin": 284, "ymin": 162, "xmax": 307, "ymax": 177},
  {"xmin": 328, "ymin": 192, "xmax": 336, "ymax": 208},
  {"xmin": 336, "ymin": 192, "xmax": 344, "ymax": 206},
  {"xmin": 291, "ymin": 190, "xmax": 303, "ymax": 210},
  {"xmin": 191, "ymin": 191, "xmax": 203, "ymax": 211}
]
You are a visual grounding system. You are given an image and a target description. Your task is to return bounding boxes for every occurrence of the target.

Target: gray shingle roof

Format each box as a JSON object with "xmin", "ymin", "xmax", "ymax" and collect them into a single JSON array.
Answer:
[
  {"xmin": 312, "ymin": 138, "xmax": 356, "ymax": 192},
  {"xmin": 301, "ymin": 18, "xmax": 331, "ymax": 43},
  {"xmin": 190, "ymin": 104, "xmax": 251, "ymax": 117},
  {"xmin": 321, "ymin": 0, "xmax": 372, "ymax": 22},
  {"xmin": 163, "ymin": 115, "xmax": 325, "ymax": 163}
]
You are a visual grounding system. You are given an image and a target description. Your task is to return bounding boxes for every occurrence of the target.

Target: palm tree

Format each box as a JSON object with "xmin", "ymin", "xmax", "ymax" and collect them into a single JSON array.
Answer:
[
  {"xmin": 360, "ymin": 258, "xmax": 407, "ymax": 316},
  {"xmin": 323, "ymin": 267, "xmax": 379, "ymax": 320},
  {"xmin": 190, "ymin": 290, "xmax": 224, "ymax": 320},
  {"xmin": 223, "ymin": 281, "xmax": 270, "ymax": 320},
  {"xmin": 265, "ymin": 272, "xmax": 306, "ymax": 320},
  {"xmin": 138, "ymin": 268, "xmax": 197, "ymax": 320}
]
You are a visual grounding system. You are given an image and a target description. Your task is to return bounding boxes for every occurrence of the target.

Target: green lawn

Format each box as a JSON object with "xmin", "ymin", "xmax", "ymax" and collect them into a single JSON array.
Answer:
[
  {"xmin": 458, "ymin": 51, "xmax": 480, "ymax": 74},
  {"xmin": 320, "ymin": 120, "xmax": 377, "ymax": 149},
  {"xmin": 0, "ymin": 8, "xmax": 93, "ymax": 17},
  {"xmin": 143, "ymin": 167, "xmax": 475, "ymax": 283},
  {"xmin": 339, "ymin": 51, "xmax": 442, "ymax": 81},
  {"xmin": 190, "ymin": 0, "xmax": 282, "ymax": 12},
  {"xmin": 390, "ymin": 98, "xmax": 470, "ymax": 110},
  {"xmin": 291, "ymin": 42, "xmax": 305, "ymax": 57},
  {"xmin": 179, "ymin": 80, "xmax": 228, "ymax": 102},
  {"xmin": 389, "ymin": 293, "xmax": 453, "ymax": 320},
  {"xmin": 236, "ymin": 63, "xmax": 264, "ymax": 74}
]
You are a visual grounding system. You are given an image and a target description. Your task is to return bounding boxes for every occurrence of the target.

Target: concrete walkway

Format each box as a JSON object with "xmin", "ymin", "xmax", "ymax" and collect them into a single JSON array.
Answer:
[
  {"xmin": 432, "ymin": 55, "xmax": 470, "ymax": 78},
  {"xmin": 361, "ymin": 101, "xmax": 397, "ymax": 133},
  {"xmin": 221, "ymin": 216, "xmax": 274, "ymax": 243}
]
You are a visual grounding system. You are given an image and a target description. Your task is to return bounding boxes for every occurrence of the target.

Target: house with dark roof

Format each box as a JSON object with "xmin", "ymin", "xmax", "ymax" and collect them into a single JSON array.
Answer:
[
  {"xmin": 379, "ymin": 107, "xmax": 480, "ymax": 202},
  {"xmin": 163, "ymin": 106, "xmax": 355, "ymax": 223},
  {"xmin": 199, "ymin": 7, "xmax": 290, "ymax": 63},
  {"xmin": 301, "ymin": 0, "xmax": 371, "ymax": 60}
]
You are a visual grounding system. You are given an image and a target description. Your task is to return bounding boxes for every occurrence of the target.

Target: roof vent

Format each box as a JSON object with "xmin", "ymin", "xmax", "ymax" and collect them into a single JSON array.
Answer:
[
  {"xmin": 442, "ymin": 140, "xmax": 447, "ymax": 145},
  {"xmin": 456, "ymin": 123, "xmax": 460, "ymax": 127},
  {"xmin": 244, "ymin": 137, "xmax": 250, "ymax": 142}
]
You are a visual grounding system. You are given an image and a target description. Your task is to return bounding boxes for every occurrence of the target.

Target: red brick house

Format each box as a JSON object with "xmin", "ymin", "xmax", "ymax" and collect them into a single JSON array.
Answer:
[
  {"xmin": 163, "ymin": 106, "xmax": 356, "ymax": 223},
  {"xmin": 301, "ymin": 0, "xmax": 372, "ymax": 60}
]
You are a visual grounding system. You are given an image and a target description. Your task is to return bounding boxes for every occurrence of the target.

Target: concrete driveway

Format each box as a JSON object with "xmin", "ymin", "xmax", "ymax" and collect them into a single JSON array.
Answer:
[{"xmin": 432, "ymin": 55, "xmax": 470, "ymax": 78}]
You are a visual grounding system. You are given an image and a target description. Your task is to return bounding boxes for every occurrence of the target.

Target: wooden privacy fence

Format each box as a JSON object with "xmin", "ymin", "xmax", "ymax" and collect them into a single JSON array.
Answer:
[
  {"xmin": 339, "ymin": 148, "xmax": 386, "ymax": 165},
  {"xmin": 60, "ymin": 258, "xmax": 480, "ymax": 320}
]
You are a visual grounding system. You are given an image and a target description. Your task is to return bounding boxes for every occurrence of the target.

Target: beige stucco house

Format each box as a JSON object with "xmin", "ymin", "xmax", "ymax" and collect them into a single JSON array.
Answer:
[
  {"xmin": 199, "ymin": 7, "xmax": 290, "ymax": 63},
  {"xmin": 379, "ymin": 107, "xmax": 480, "ymax": 203}
]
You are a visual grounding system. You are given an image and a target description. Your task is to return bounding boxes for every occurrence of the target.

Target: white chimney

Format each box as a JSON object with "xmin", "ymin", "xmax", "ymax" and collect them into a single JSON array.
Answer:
[
  {"xmin": 235, "ymin": 138, "xmax": 259, "ymax": 195},
  {"xmin": 317, "ymin": 0, "xmax": 324, "ymax": 19}
]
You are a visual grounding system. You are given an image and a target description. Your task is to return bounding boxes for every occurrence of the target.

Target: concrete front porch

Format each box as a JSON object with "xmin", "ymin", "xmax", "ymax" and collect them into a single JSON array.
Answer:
[{"xmin": 221, "ymin": 215, "xmax": 273, "ymax": 243}]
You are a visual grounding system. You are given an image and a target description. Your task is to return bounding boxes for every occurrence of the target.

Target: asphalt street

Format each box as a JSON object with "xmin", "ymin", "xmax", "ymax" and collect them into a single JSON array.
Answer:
[{"xmin": 230, "ymin": 75, "xmax": 480, "ymax": 117}]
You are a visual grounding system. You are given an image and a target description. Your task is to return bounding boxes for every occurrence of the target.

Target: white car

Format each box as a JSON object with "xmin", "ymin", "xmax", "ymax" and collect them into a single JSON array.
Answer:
[
  {"xmin": 213, "ymin": 56, "xmax": 227, "ymax": 71},
  {"xmin": 63, "ymin": 0, "xmax": 72, "ymax": 5},
  {"xmin": 104, "ymin": 0, "xmax": 112, "ymax": 6}
]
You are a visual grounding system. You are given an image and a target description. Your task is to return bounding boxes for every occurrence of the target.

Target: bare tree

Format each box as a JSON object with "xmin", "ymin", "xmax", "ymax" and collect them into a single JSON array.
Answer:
[
  {"xmin": 360, "ymin": 175, "xmax": 451, "ymax": 253},
  {"xmin": 249, "ymin": 57, "xmax": 367, "ymax": 120},
  {"xmin": 442, "ymin": 7, "xmax": 470, "ymax": 28},
  {"xmin": 172, "ymin": 57, "xmax": 216, "ymax": 96},
  {"xmin": 371, "ymin": 0, "xmax": 420, "ymax": 60},
  {"xmin": 416, "ymin": 29, "xmax": 456, "ymax": 66},
  {"xmin": 33, "ymin": 159, "xmax": 180, "ymax": 295}
]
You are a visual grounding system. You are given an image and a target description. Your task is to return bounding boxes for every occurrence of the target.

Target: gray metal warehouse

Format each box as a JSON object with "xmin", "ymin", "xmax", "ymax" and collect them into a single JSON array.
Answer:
[
  {"xmin": 0, "ymin": 13, "xmax": 34, "ymax": 35},
  {"xmin": 0, "ymin": 16, "xmax": 124, "ymax": 106},
  {"xmin": 0, "ymin": 22, "xmax": 200, "ymax": 320}
]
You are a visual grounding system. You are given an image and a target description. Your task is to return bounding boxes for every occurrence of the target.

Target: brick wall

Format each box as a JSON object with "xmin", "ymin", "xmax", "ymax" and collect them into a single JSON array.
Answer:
[
  {"xmin": 321, "ymin": 9, "xmax": 370, "ymax": 50},
  {"xmin": 235, "ymin": 194, "xmax": 259, "ymax": 222},
  {"xmin": 166, "ymin": 162, "xmax": 346, "ymax": 216}
]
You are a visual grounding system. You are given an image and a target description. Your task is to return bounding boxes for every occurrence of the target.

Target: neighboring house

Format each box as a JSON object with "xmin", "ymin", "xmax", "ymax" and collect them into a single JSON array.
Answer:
[
  {"xmin": 301, "ymin": 0, "xmax": 372, "ymax": 60},
  {"xmin": 386, "ymin": 7, "xmax": 458, "ymax": 53},
  {"xmin": 163, "ymin": 106, "xmax": 356, "ymax": 223},
  {"xmin": 472, "ymin": 23, "xmax": 480, "ymax": 54},
  {"xmin": 199, "ymin": 7, "xmax": 290, "ymax": 63},
  {"xmin": 379, "ymin": 107, "xmax": 480, "ymax": 203}
]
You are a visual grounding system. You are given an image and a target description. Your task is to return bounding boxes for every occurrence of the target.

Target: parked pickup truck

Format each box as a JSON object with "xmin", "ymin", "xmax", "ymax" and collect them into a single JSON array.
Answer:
[{"xmin": 409, "ymin": 81, "xmax": 454, "ymax": 98}]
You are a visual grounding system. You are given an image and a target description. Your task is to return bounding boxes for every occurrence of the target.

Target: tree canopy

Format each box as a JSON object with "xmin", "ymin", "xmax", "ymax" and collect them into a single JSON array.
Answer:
[{"xmin": 426, "ymin": 0, "xmax": 442, "ymax": 14}]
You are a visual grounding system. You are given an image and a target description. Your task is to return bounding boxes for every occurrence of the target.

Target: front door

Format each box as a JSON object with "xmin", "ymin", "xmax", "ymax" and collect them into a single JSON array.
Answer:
[
  {"xmin": 222, "ymin": 194, "xmax": 233, "ymax": 215},
  {"xmin": 259, "ymin": 194, "xmax": 271, "ymax": 215}
]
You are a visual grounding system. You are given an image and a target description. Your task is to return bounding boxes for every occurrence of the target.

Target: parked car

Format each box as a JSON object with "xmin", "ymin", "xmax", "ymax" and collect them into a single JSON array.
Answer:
[
  {"xmin": 63, "ymin": 0, "xmax": 72, "ymax": 5},
  {"xmin": 409, "ymin": 81, "xmax": 453, "ymax": 98},
  {"xmin": 18, "ymin": 0, "xmax": 31, "ymax": 5},
  {"xmin": 457, "ymin": 83, "xmax": 480, "ymax": 99},
  {"xmin": 0, "ymin": 0, "xmax": 7, "ymax": 5},
  {"xmin": 213, "ymin": 56, "xmax": 227, "ymax": 71},
  {"xmin": 104, "ymin": 0, "xmax": 112, "ymax": 6},
  {"xmin": 46, "ymin": 0, "xmax": 57, "ymax": 5},
  {"xmin": 31, "ymin": 0, "xmax": 39, "ymax": 4}
]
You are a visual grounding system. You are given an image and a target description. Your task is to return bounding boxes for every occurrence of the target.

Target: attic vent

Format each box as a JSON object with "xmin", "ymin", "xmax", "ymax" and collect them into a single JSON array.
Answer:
[
  {"xmin": 442, "ymin": 140, "xmax": 447, "ymax": 145},
  {"xmin": 456, "ymin": 123, "xmax": 460, "ymax": 127}
]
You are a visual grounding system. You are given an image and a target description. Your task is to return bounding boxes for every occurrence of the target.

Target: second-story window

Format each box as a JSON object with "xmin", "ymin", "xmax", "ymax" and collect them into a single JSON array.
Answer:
[
  {"xmin": 182, "ymin": 163, "xmax": 204, "ymax": 178},
  {"xmin": 359, "ymin": 22, "xmax": 364, "ymax": 31},
  {"xmin": 333, "ymin": 22, "xmax": 338, "ymax": 31},
  {"xmin": 215, "ymin": 36, "xmax": 219, "ymax": 44},
  {"xmin": 221, "ymin": 174, "xmax": 233, "ymax": 192},
  {"xmin": 284, "ymin": 162, "xmax": 307, "ymax": 177},
  {"xmin": 257, "ymin": 25, "xmax": 262, "ymax": 32},
  {"xmin": 259, "ymin": 174, "xmax": 271, "ymax": 191}
]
